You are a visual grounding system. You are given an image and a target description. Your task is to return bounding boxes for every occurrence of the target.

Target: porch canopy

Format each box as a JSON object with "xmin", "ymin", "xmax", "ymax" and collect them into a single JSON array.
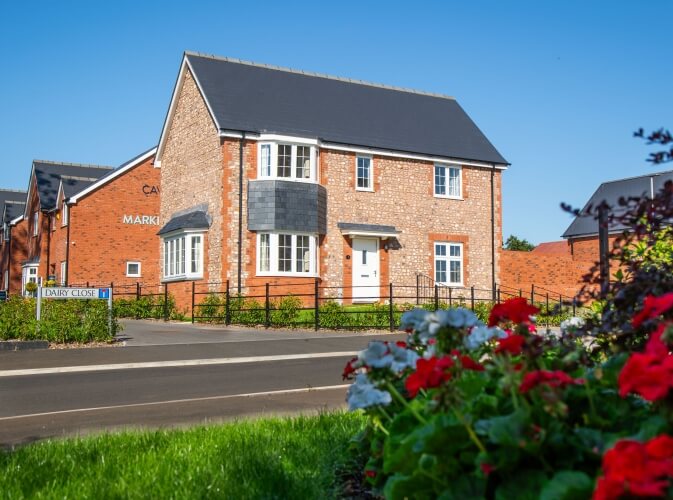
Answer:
[{"xmin": 337, "ymin": 222, "xmax": 400, "ymax": 239}]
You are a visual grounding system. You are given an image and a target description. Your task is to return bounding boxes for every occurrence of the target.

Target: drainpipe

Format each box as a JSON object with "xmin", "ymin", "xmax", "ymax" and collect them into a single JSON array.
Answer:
[
  {"xmin": 237, "ymin": 132, "xmax": 246, "ymax": 294},
  {"xmin": 6, "ymin": 226, "xmax": 11, "ymax": 293},
  {"xmin": 65, "ymin": 205, "xmax": 71, "ymax": 286},
  {"xmin": 490, "ymin": 165, "xmax": 496, "ymax": 300},
  {"xmin": 45, "ymin": 212, "xmax": 52, "ymax": 281}
]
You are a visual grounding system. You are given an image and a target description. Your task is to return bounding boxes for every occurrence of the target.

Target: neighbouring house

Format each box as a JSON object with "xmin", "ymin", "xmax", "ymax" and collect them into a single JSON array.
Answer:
[
  {"xmin": 500, "ymin": 170, "xmax": 673, "ymax": 300},
  {"xmin": 154, "ymin": 52, "xmax": 509, "ymax": 308},
  {"xmin": 49, "ymin": 147, "xmax": 160, "ymax": 287},
  {"xmin": 0, "ymin": 189, "xmax": 28, "ymax": 294}
]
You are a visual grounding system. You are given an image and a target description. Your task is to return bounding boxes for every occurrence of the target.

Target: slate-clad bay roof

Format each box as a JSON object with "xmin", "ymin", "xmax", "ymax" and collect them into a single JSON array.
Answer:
[
  {"xmin": 158, "ymin": 210, "xmax": 210, "ymax": 236},
  {"xmin": 4, "ymin": 201, "xmax": 26, "ymax": 222},
  {"xmin": 0, "ymin": 190, "xmax": 27, "ymax": 223},
  {"xmin": 60, "ymin": 176, "xmax": 100, "ymax": 198},
  {"xmin": 32, "ymin": 161, "xmax": 113, "ymax": 210},
  {"xmin": 185, "ymin": 53, "xmax": 508, "ymax": 165},
  {"xmin": 562, "ymin": 170, "xmax": 673, "ymax": 239}
]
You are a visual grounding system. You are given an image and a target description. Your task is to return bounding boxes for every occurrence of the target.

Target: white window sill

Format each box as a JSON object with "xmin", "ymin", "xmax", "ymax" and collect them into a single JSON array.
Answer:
[
  {"xmin": 126, "ymin": 275, "xmax": 142, "ymax": 278},
  {"xmin": 356, "ymin": 187, "xmax": 374, "ymax": 193},
  {"xmin": 162, "ymin": 274, "xmax": 203, "ymax": 282},
  {"xmin": 256, "ymin": 272, "xmax": 319, "ymax": 278},
  {"xmin": 433, "ymin": 194, "xmax": 463, "ymax": 201},
  {"xmin": 436, "ymin": 282, "xmax": 464, "ymax": 288}
]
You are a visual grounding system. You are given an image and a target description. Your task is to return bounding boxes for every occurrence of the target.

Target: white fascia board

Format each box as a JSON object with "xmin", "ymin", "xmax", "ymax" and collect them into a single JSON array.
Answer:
[
  {"xmin": 156, "ymin": 55, "xmax": 221, "ymax": 164},
  {"xmin": 22, "ymin": 165, "xmax": 38, "ymax": 219},
  {"xmin": 320, "ymin": 142, "xmax": 508, "ymax": 170},
  {"xmin": 68, "ymin": 147, "xmax": 157, "ymax": 205},
  {"xmin": 10, "ymin": 215, "xmax": 24, "ymax": 226}
]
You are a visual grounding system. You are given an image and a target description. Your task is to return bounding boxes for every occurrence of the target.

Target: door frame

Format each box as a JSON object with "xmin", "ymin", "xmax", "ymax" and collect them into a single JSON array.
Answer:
[{"xmin": 351, "ymin": 237, "xmax": 380, "ymax": 303}]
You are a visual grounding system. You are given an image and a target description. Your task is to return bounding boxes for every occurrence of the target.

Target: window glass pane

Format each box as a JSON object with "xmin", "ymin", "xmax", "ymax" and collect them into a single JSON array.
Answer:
[
  {"xmin": 164, "ymin": 241, "xmax": 169, "ymax": 276},
  {"xmin": 449, "ymin": 244, "xmax": 461, "ymax": 257},
  {"xmin": 277, "ymin": 144, "xmax": 292, "ymax": 178},
  {"xmin": 448, "ymin": 167, "xmax": 461, "ymax": 197},
  {"xmin": 435, "ymin": 260, "xmax": 447, "ymax": 283},
  {"xmin": 261, "ymin": 144, "xmax": 271, "ymax": 177},
  {"xmin": 449, "ymin": 261, "xmax": 461, "ymax": 284},
  {"xmin": 180, "ymin": 237, "xmax": 186, "ymax": 274},
  {"xmin": 278, "ymin": 234, "xmax": 292, "ymax": 272},
  {"xmin": 357, "ymin": 157, "xmax": 370, "ymax": 189},
  {"xmin": 434, "ymin": 166, "xmax": 446, "ymax": 195},
  {"xmin": 296, "ymin": 235, "xmax": 310, "ymax": 272},
  {"xmin": 169, "ymin": 240, "xmax": 175, "ymax": 275},
  {"xmin": 435, "ymin": 244, "xmax": 446, "ymax": 257},
  {"xmin": 259, "ymin": 234, "xmax": 270, "ymax": 272},
  {"xmin": 127, "ymin": 263, "xmax": 139, "ymax": 276},
  {"xmin": 191, "ymin": 236, "xmax": 201, "ymax": 274},
  {"xmin": 296, "ymin": 146, "xmax": 311, "ymax": 179}
]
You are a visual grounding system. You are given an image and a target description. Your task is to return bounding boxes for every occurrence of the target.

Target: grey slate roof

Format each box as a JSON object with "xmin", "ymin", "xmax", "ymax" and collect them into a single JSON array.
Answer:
[
  {"xmin": 562, "ymin": 170, "xmax": 673, "ymax": 239},
  {"xmin": 186, "ymin": 53, "xmax": 508, "ymax": 165},
  {"xmin": 4, "ymin": 201, "xmax": 26, "ymax": 223},
  {"xmin": 158, "ymin": 210, "xmax": 210, "ymax": 235},
  {"xmin": 33, "ymin": 161, "xmax": 113, "ymax": 210},
  {"xmin": 0, "ymin": 190, "xmax": 27, "ymax": 222},
  {"xmin": 337, "ymin": 222, "xmax": 400, "ymax": 234},
  {"xmin": 60, "ymin": 176, "xmax": 99, "ymax": 199}
]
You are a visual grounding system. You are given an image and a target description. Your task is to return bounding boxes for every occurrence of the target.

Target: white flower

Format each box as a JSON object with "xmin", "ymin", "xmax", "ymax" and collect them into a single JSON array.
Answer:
[
  {"xmin": 560, "ymin": 317, "xmax": 585, "ymax": 335},
  {"xmin": 389, "ymin": 343, "xmax": 420, "ymax": 373},
  {"xmin": 358, "ymin": 341, "xmax": 393, "ymax": 368},
  {"xmin": 463, "ymin": 325, "xmax": 507, "ymax": 351},
  {"xmin": 346, "ymin": 373, "xmax": 392, "ymax": 410}
]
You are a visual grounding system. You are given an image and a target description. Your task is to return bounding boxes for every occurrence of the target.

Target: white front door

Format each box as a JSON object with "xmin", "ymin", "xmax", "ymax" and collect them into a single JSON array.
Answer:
[
  {"xmin": 352, "ymin": 238, "xmax": 379, "ymax": 302},
  {"xmin": 22, "ymin": 265, "xmax": 38, "ymax": 296}
]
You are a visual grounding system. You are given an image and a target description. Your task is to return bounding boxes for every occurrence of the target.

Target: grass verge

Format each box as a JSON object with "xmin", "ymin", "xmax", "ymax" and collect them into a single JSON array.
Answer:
[{"xmin": 0, "ymin": 412, "xmax": 365, "ymax": 499}]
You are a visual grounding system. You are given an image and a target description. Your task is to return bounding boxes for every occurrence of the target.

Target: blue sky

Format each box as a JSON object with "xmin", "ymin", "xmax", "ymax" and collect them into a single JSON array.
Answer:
[{"xmin": 1, "ymin": 0, "xmax": 670, "ymax": 243}]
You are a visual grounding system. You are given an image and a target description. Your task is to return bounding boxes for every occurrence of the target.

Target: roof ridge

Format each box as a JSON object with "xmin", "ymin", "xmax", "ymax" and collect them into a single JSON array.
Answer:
[
  {"xmin": 598, "ymin": 169, "xmax": 673, "ymax": 187},
  {"xmin": 185, "ymin": 51, "xmax": 456, "ymax": 101},
  {"xmin": 33, "ymin": 160, "xmax": 114, "ymax": 170},
  {"xmin": 0, "ymin": 189, "xmax": 26, "ymax": 193},
  {"xmin": 5, "ymin": 200, "xmax": 26, "ymax": 205}
]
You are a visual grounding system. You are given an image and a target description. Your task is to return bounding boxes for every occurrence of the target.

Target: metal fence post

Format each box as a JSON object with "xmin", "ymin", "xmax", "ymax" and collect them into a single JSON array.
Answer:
[
  {"xmin": 559, "ymin": 294, "xmax": 563, "ymax": 316},
  {"xmin": 519, "ymin": 289, "xmax": 522, "ymax": 298},
  {"xmin": 163, "ymin": 283, "xmax": 169, "ymax": 321},
  {"xmin": 470, "ymin": 286, "xmax": 475, "ymax": 310},
  {"xmin": 265, "ymin": 283, "xmax": 270, "ymax": 328},
  {"xmin": 136, "ymin": 282, "xmax": 141, "ymax": 300},
  {"xmin": 416, "ymin": 274, "xmax": 420, "ymax": 305},
  {"xmin": 314, "ymin": 279, "xmax": 320, "ymax": 331},
  {"xmin": 497, "ymin": 288, "xmax": 501, "ymax": 304},
  {"xmin": 191, "ymin": 281, "xmax": 195, "ymax": 324},
  {"xmin": 225, "ymin": 280, "xmax": 231, "ymax": 326},
  {"xmin": 448, "ymin": 287, "xmax": 452, "ymax": 308},
  {"xmin": 389, "ymin": 283, "xmax": 394, "ymax": 331},
  {"xmin": 531, "ymin": 284, "xmax": 535, "ymax": 304},
  {"xmin": 434, "ymin": 285, "xmax": 439, "ymax": 311},
  {"xmin": 546, "ymin": 292, "xmax": 550, "ymax": 330},
  {"xmin": 573, "ymin": 297, "xmax": 577, "ymax": 317}
]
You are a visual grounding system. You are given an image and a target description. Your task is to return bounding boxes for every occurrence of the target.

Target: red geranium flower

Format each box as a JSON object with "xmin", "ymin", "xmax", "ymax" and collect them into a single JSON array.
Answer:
[
  {"xmin": 632, "ymin": 292, "xmax": 673, "ymax": 329},
  {"xmin": 459, "ymin": 355, "xmax": 485, "ymax": 371},
  {"xmin": 495, "ymin": 334, "xmax": 526, "ymax": 355},
  {"xmin": 618, "ymin": 351, "xmax": 673, "ymax": 401},
  {"xmin": 645, "ymin": 323, "xmax": 671, "ymax": 358},
  {"xmin": 405, "ymin": 356, "xmax": 453, "ymax": 398},
  {"xmin": 488, "ymin": 297, "xmax": 539, "ymax": 327},
  {"xmin": 480, "ymin": 463, "xmax": 495, "ymax": 476},
  {"xmin": 342, "ymin": 356, "xmax": 359, "ymax": 380},
  {"xmin": 519, "ymin": 370, "xmax": 582, "ymax": 393}
]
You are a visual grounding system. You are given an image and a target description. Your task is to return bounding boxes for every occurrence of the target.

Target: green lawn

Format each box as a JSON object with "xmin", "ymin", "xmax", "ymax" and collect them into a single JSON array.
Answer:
[{"xmin": 0, "ymin": 412, "xmax": 366, "ymax": 499}]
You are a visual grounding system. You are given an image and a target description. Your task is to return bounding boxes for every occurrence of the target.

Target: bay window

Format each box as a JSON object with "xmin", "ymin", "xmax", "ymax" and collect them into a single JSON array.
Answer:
[
  {"xmin": 257, "ymin": 232, "xmax": 317, "ymax": 276},
  {"xmin": 162, "ymin": 232, "xmax": 204, "ymax": 280},
  {"xmin": 435, "ymin": 242, "xmax": 463, "ymax": 285},
  {"xmin": 257, "ymin": 142, "xmax": 317, "ymax": 181}
]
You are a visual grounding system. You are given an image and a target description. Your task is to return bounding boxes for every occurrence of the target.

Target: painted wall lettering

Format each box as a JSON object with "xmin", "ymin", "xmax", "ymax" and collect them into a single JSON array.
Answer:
[
  {"xmin": 122, "ymin": 215, "xmax": 160, "ymax": 225},
  {"xmin": 142, "ymin": 185, "xmax": 160, "ymax": 196}
]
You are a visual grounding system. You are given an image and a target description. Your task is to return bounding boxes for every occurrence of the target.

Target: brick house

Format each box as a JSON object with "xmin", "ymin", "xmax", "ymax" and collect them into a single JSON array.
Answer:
[
  {"xmin": 0, "ymin": 190, "xmax": 28, "ymax": 294},
  {"xmin": 155, "ymin": 52, "xmax": 508, "ymax": 305},
  {"xmin": 49, "ymin": 147, "xmax": 160, "ymax": 287}
]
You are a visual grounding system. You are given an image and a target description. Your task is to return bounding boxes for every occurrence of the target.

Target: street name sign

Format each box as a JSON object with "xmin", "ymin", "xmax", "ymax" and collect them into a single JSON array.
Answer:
[{"xmin": 41, "ymin": 287, "xmax": 110, "ymax": 300}]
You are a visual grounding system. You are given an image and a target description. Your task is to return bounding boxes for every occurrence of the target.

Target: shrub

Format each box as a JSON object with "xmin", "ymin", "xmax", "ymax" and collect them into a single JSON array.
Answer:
[
  {"xmin": 0, "ymin": 296, "xmax": 117, "ymax": 343},
  {"xmin": 271, "ymin": 295, "xmax": 303, "ymax": 327},
  {"xmin": 114, "ymin": 294, "xmax": 179, "ymax": 320}
]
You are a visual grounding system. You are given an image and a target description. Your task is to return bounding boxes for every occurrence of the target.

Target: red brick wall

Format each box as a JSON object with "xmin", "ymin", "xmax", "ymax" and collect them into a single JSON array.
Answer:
[
  {"xmin": 49, "ymin": 155, "xmax": 161, "ymax": 287},
  {"xmin": 5, "ymin": 219, "xmax": 29, "ymax": 295}
]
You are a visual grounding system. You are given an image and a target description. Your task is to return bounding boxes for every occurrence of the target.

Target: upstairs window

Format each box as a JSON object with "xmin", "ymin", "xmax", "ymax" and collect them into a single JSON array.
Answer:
[
  {"xmin": 356, "ymin": 156, "xmax": 373, "ymax": 191},
  {"xmin": 258, "ymin": 142, "xmax": 316, "ymax": 182},
  {"xmin": 32, "ymin": 212, "xmax": 39, "ymax": 236},
  {"xmin": 62, "ymin": 202, "xmax": 69, "ymax": 226},
  {"xmin": 434, "ymin": 164, "xmax": 462, "ymax": 198}
]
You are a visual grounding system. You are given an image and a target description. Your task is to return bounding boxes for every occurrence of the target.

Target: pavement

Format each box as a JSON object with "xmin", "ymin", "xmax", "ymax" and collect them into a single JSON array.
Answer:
[{"xmin": 0, "ymin": 320, "xmax": 405, "ymax": 447}]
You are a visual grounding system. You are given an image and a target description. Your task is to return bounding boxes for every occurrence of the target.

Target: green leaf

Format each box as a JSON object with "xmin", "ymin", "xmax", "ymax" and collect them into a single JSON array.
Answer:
[
  {"xmin": 495, "ymin": 469, "xmax": 546, "ymax": 500},
  {"xmin": 540, "ymin": 471, "xmax": 593, "ymax": 500},
  {"xmin": 383, "ymin": 473, "xmax": 435, "ymax": 500},
  {"xmin": 475, "ymin": 409, "xmax": 530, "ymax": 447}
]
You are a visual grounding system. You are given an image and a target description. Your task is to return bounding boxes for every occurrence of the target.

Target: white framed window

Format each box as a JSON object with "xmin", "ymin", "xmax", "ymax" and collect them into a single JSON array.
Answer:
[
  {"xmin": 356, "ymin": 155, "xmax": 373, "ymax": 191},
  {"xmin": 256, "ymin": 232, "xmax": 318, "ymax": 276},
  {"xmin": 62, "ymin": 202, "xmax": 69, "ymax": 226},
  {"xmin": 257, "ymin": 142, "xmax": 317, "ymax": 182},
  {"xmin": 434, "ymin": 164, "xmax": 462, "ymax": 198},
  {"xmin": 435, "ymin": 242, "xmax": 463, "ymax": 286},
  {"xmin": 33, "ymin": 212, "xmax": 39, "ymax": 236},
  {"xmin": 2, "ymin": 223, "xmax": 7, "ymax": 241},
  {"xmin": 126, "ymin": 261, "xmax": 141, "ymax": 278},
  {"xmin": 60, "ymin": 261, "xmax": 67, "ymax": 285},
  {"xmin": 162, "ymin": 232, "xmax": 204, "ymax": 280},
  {"xmin": 3, "ymin": 270, "xmax": 8, "ymax": 290}
]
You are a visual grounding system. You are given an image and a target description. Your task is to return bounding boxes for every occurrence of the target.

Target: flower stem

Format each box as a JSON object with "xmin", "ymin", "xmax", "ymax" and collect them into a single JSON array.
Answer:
[
  {"xmin": 453, "ymin": 409, "xmax": 487, "ymax": 454},
  {"xmin": 386, "ymin": 382, "xmax": 427, "ymax": 425}
]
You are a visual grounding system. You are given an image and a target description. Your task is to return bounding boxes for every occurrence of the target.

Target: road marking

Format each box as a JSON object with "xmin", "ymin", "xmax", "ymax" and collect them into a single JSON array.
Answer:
[
  {"xmin": 0, "ymin": 384, "xmax": 351, "ymax": 421},
  {"xmin": 0, "ymin": 352, "xmax": 359, "ymax": 377}
]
